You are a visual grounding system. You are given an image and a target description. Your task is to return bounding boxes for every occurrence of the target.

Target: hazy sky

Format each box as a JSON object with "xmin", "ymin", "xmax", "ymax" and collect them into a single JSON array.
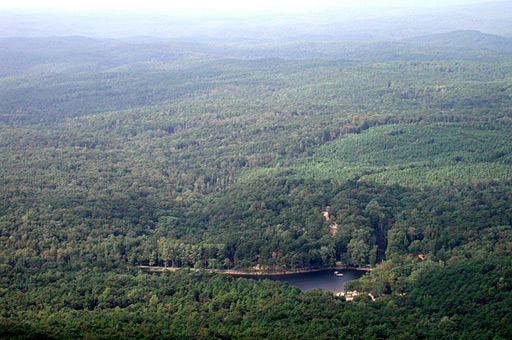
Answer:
[{"xmin": 0, "ymin": 0, "xmax": 493, "ymax": 14}]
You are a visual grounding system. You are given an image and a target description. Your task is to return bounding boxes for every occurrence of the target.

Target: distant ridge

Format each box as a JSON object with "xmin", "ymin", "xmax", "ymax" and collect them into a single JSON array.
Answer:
[
  {"xmin": 404, "ymin": 30, "xmax": 512, "ymax": 52},
  {"xmin": 1, "ymin": 2, "xmax": 512, "ymax": 41}
]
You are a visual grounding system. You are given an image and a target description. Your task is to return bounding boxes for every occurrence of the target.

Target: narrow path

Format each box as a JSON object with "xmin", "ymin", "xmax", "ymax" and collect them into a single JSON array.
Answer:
[
  {"xmin": 138, "ymin": 265, "xmax": 372, "ymax": 275},
  {"xmin": 138, "ymin": 266, "xmax": 328, "ymax": 276}
]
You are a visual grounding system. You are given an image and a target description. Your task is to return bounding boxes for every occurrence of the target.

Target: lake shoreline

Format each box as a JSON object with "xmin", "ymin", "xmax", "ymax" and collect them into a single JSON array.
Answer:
[{"xmin": 138, "ymin": 265, "xmax": 372, "ymax": 276}]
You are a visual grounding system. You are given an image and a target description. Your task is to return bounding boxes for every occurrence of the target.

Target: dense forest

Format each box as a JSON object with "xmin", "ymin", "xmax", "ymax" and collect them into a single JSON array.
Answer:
[{"xmin": 1, "ymin": 30, "xmax": 512, "ymax": 339}]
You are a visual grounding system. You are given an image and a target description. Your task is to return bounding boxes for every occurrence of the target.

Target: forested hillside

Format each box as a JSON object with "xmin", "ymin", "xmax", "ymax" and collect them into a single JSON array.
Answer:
[{"xmin": 1, "ymin": 32, "xmax": 511, "ymax": 339}]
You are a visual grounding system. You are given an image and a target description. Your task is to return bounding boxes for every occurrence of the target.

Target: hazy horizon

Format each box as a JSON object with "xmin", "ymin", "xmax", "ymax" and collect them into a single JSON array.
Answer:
[
  {"xmin": 0, "ymin": 0, "xmax": 499, "ymax": 16},
  {"xmin": 0, "ymin": 0, "xmax": 510, "ymax": 40}
]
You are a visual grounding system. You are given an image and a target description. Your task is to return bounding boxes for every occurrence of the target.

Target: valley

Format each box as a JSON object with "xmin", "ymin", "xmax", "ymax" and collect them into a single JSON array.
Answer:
[{"xmin": 0, "ymin": 23, "xmax": 511, "ymax": 339}]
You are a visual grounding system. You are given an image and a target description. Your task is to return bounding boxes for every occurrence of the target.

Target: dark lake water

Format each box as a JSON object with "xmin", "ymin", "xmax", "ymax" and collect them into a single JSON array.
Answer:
[{"xmin": 234, "ymin": 269, "xmax": 367, "ymax": 293}]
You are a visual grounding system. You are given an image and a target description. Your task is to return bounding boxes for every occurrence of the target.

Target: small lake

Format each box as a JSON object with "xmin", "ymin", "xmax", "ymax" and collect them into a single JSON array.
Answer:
[{"xmin": 234, "ymin": 269, "xmax": 366, "ymax": 294}]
